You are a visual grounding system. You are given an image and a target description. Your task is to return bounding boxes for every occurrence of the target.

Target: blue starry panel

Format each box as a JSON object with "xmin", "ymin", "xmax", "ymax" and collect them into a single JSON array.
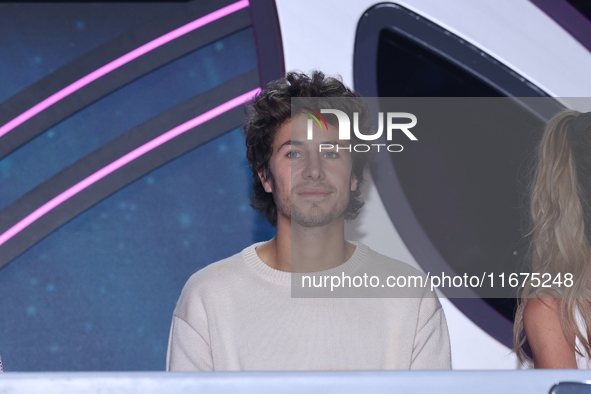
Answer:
[
  {"xmin": 0, "ymin": 128, "xmax": 275, "ymax": 371},
  {"xmin": 0, "ymin": 2, "xmax": 180, "ymax": 104},
  {"xmin": 0, "ymin": 2, "xmax": 275, "ymax": 371},
  {"xmin": 0, "ymin": 28, "xmax": 257, "ymax": 211}
]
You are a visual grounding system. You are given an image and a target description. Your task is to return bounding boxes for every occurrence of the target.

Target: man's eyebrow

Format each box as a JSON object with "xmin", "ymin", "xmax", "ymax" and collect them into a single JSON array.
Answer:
[{"xmin": 277, "ymin": 140, "xmax": 304, "ymax": 150}]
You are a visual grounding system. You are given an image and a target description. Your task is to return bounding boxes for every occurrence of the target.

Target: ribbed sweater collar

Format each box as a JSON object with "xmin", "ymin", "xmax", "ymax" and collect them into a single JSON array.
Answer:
[{"xmin": 242, "ymin": 241, "xmax": 369, "ymax": 285}]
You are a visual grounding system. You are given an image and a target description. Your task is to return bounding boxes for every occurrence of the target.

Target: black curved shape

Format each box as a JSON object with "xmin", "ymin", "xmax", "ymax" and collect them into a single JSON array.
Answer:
[
  {"xmin": 249, "ymin": 0, "xmax": 285, "ymax": 84},
  {"xmin": 0, "ymin": 0, "xmax": 250, "ymax": 160},
  {"xmin": 0, "ymin": 70, "xmax": 259, "ymax": 269},
  {"xmin": 549, "ymin": 381, "xmax": 591, "ymax": 394},
  {"xmin": 353, "ymin": 3, "xmax": 564, "ymax": 347},
  {"xmin": 354, "ymin": 3, "xmax": 549, "ymax": 98}
]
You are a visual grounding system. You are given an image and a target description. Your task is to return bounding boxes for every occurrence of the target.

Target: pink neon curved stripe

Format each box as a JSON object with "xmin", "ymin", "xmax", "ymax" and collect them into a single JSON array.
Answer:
[
  {"xmin": 0, "ymin": 0, "xmax": 249, "ymax": 139},
  {"xmin": 0, "ymin": 88, "xmax": 261, "ymax": 247}
]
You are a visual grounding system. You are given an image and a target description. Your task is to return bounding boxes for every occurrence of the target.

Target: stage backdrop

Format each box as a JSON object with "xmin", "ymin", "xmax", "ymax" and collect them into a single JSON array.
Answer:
[{"xmin": 0, "ymin": 1, "xmax": 277, "ymax": 371}]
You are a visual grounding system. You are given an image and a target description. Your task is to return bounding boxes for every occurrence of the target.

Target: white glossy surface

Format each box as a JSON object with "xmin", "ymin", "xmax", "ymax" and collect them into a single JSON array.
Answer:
[{"xmin": 0, "ymin": 370, "xmax": 589, "ymax": 393}]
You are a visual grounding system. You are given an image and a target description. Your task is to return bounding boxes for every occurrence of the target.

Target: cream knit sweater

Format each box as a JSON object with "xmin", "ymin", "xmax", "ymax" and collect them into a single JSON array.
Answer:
[{"xmin": 167, "ymin": 242, "xmax": 451, "ymax": 371}]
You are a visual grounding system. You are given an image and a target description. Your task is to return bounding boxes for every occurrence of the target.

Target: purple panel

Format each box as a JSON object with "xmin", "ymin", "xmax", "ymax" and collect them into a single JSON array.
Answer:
[{"xmin": 530, "ymin": 0, "xmax": 591, "ymax": 53}]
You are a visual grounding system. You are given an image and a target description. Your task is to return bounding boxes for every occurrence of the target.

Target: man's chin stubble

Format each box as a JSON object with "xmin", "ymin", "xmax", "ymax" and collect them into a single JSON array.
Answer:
[{"xmin": 291, "ymin": 204, "xmax": 347, "ymax": 228}]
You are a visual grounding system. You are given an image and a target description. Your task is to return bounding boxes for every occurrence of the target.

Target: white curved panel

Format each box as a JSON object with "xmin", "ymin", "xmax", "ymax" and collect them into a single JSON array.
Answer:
[
  {"xmin": 276, "ymin": 0, "xmax": 591, "ymax": 96},
  {"xmin": 274, "ymin": 0, "xmax": 591, "ymax": 369}
]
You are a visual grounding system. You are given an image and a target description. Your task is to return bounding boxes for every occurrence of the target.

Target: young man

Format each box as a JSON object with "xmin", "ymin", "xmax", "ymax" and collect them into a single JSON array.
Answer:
[{"xmin": 166, "ymin": 71, "xmax": 451, "ymax": 371}]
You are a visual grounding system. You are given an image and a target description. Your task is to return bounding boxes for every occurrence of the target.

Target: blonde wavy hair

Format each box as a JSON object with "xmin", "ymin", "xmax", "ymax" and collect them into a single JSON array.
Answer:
[{"xmin": 514, "ymin": 110, "xmax": 591, "ymax": 364}]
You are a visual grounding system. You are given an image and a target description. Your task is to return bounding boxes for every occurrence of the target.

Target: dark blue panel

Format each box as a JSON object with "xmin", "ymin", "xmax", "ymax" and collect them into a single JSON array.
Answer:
[
  {"xmin": 0, "ymin": 128, "xmax": 276, "ymax": 371},
  {"xmin": 0, "ymin": 2, "xmax": 180, "ymax": 104},
  {"xmin": 0, "ymin": 28, "xmax": 257, "ymax": 211}
]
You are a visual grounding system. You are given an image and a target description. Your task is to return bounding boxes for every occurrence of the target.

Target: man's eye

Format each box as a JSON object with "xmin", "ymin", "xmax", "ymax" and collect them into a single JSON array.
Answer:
[
  {"xmin": 287, "ymin": 151, "xmax": 301, "ymax": 158},
  {"xmin": 324, "ymin": 152, "xmax": 338, "ymax": 159}
]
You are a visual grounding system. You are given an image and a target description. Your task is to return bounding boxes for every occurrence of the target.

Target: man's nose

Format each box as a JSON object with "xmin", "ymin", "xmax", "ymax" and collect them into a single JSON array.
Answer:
[{"xmin": 302, "ymin": 153, "xmax": 324, "ymax": 180}]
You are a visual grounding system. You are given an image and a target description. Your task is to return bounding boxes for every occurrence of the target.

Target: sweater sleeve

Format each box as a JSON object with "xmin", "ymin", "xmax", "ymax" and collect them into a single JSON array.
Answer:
[
  {"xmin": 166, "ymin": 314, "xmax": 213, "ymax": 371},
  {"xmin": 410, "ymin": 296, "xmax": 452, "ymax": 370}
]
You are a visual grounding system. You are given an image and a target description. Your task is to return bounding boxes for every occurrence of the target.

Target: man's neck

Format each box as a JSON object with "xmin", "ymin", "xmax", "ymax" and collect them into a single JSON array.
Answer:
[{"xmin": 256, "ymin": 216, "xmax": 355, "ymax": 272}]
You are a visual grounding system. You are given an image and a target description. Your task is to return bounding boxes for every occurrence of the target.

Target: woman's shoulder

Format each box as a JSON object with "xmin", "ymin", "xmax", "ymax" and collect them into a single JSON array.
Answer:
[
  {"xmin": 523, "ymin": 288, "xmax": 562, "ymax": 317},
  {"xmin": 522, "ymin": 289, "xmax": 578, "ymax": 368}
]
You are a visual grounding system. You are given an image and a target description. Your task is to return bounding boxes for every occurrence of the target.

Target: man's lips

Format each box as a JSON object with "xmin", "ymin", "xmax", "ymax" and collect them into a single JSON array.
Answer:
[{"xmin": 296, "ymin": 188, "xmax": 333, "ymax": 197}]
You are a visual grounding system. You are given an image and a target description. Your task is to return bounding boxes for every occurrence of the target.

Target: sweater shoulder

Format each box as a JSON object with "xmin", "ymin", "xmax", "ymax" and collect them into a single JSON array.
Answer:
[
  {"xmin": 173, "ymin": 247, "xmax": 251, "ymax": 322},
  {"xmin": 181, "ymin": 249, "xmax": 247, "ymax": 296},
  {"xmin": 366, "ymin": 247, "xmax": 426, "ymax": 276},
  {"xmin": 364, "ymin": 246, "xmax": 438, "ymax": 300}
]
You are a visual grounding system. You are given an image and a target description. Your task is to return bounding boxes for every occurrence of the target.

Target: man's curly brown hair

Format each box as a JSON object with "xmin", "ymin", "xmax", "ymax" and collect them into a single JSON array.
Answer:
[{"xmin": 243, "ymin": 70, "xmax": 371, "ymax": 226}]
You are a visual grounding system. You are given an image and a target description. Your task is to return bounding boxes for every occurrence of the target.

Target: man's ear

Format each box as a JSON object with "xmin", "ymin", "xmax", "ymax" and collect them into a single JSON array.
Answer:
[
  {"xmin": 258, "ymin": 169, "xmax": 273, "ymax": 193},
  {"xmin": 350, "ymin": 174, "xmax": 358, "ymax": 192}
]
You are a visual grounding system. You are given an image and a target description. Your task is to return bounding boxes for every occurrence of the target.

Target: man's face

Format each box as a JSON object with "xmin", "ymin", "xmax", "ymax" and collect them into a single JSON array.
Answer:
[{"xmin": 259, "ymin": 114, "xmax": 357, "ymax": 227}]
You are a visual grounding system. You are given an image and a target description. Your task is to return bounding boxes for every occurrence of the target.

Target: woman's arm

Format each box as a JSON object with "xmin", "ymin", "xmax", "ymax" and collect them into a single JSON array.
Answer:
[{"xmin": 523, "ymin": 297, "xmax": 578, "ymax": 368}]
